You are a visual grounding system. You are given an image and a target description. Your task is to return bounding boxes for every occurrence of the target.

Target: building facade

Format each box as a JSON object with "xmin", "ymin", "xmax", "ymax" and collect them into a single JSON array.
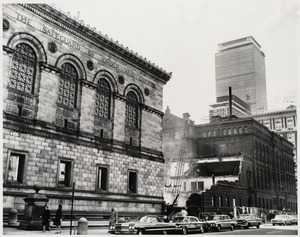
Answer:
[
  {"xmin": 163, "ymin": 109, "xmax": 297, "ymax": 217},
  {"xmin": 245, "ymin": 106, "xmax": 297, "ymax": 181},
  {"xmin": 215, "ymin": 36, "xmax": 267, "ymax": 114},
  {"xmin": 3, "ymin": 4, "xmax": 171, "ymax": 215}
]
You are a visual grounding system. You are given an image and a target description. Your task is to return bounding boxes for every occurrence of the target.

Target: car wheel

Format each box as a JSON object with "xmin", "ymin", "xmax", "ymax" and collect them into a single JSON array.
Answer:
[
  {"xmin": 244, "ymin": 224, "xmax": 250, "ymax": 229},
  {"xmin": 182, "ymin": 227, "xmax": 188, "ymax": 235},
  {"xmin": 230, "ymin": 225, "xmax": 234, "ymax": 231},
  {"xmin": 138, "ymin": 229, "xmax": 145, "ymax": 235},
  {"xmin": 256, "ymin": 223, "xmax": 260, "ymax": 228}
]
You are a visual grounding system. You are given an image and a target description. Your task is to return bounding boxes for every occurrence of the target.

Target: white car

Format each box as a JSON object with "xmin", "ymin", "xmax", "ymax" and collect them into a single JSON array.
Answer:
[{"xmin": 271, "ymin": 215, "xmax": 293, "ymax": 226}]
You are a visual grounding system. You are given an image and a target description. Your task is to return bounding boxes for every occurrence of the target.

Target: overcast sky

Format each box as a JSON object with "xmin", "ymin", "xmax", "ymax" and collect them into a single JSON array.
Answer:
[{"xmin": 7, "ymin": 0, "xmax": 298, "ymax": 123}]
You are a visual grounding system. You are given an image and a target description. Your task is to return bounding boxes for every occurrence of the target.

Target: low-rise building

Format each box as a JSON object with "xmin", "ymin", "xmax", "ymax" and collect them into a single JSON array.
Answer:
[{"xmin": 163, "ymin": 109, "xmax": 297, "ymax": 218}]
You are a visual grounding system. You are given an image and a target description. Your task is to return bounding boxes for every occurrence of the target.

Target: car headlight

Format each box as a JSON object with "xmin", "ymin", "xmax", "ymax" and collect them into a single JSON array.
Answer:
[{"xmin": 129, "ymin": 226, "xmax": 135, "ymax": 230}]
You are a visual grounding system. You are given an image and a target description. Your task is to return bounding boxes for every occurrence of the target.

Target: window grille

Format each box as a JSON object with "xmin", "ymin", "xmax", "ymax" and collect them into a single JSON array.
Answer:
[
  {"xmin": 58, "ymin": 63, "xmax": 78, "ymax": 107},
  {"xmin": 9, "ymin": 43, "xmax": 37, "ymax": 94},
  {"xmin": 125, "ymin": 91, "xmax": 138, "ymax": 127},
  {"xmin": 95, "ymin": 78, "xmax": 111, "ymax": 119}
]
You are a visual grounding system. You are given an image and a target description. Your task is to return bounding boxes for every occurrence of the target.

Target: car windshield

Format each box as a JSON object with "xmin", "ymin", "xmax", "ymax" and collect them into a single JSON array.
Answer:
[
  {"xmin": 275, "ymin": 215, "xmax": 286, "ymax": 219},
  {"xmin": 139, "ymin": 216, "xmax": 161, "ymax": 223},
  {"xmin": 126, "ymin": 217, "xmax": 141, "ymax": 223},
  {"xmin": 239, "ymin": 214, "xmax": 255, "ymax": 220},
  {"xmin": 208, "ymin": 216, "xmax": 222, "ymax": 221},
  {"xmin": 174, "ymin": 217, "xmax": 188, "ymax": 222}
]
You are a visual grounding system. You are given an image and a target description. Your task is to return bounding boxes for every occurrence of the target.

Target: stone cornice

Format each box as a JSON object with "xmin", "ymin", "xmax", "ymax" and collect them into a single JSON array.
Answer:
[
  {"xmin": 3, "ymin": 114, "xmax": 164, "ymax": 162},
  {"xmin": 141, "ymin": 104, "xmax": 164, "ymax": 117},
  {"xmin": 79, "ymin": 79, "xmax": 97, "ymax": 90},
  {"xmin": 114, "ymin": 94, "xmax": 127, "ymax": 102},
  {"xmin": 39, "ymin": 62, "xmax": 60, "ymax": 74},
  {"xmin": 3, "ymin": 45, "xmax": 14, "ymax": 55},
  {"xmin": 3, "ymin": 186, "xmax": 164, "ymax": 203},
  {"xmin": 19, "ymin": 4, "xmax": 172, "ymax": 84}
]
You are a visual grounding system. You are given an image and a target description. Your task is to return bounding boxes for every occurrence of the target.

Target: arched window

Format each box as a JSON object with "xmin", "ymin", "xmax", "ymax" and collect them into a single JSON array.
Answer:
[
  {"xmin": 239, "ymin": 127, "xmax": 243, "ymax": 134},
  {"xmin": 9, "ymin": 43, "xmax": 37, "ymax": 94},
  {"xmin": 233, "ymin": 127, "xmax": 237, "ymax": 134},
  {"xmin": 95, "ymin": 78, "xmax": 111, "ymax": 119},
  {"xmin": 212, "ymin": 130, "xmax": 216, "ymax": 137},
  {"xmin": 228, "ymin": 128, "xmax": 232, "ymax": 135},
  {"xmin": 58, "ymin": 63, "xmax": 78, "ymax": 108},
  {"xmin": 244, "ymin": 126, "xmax": 248, "ymax": 133},
  {"xmin": 223, "ymin": 129, "xmax": 227, "ymax": 136},
  {"xmin": 126, "ymin": 91, "xmax": 138, "ymax": 128}
]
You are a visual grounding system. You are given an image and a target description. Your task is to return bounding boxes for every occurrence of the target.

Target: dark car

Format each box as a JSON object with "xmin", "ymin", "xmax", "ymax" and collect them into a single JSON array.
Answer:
[
  {"xmin": 235, "ymin": 214, "xmax": 263, "ymax": 229},
  {"xmin": 108, "ymin": 215, "xmax": 179, "ymax": 235},
  {"xmin": 206, "ymin": 214, "xmax": 236, "ymax": 232},
  {"xmin": 173, "ymin": 216, "xmax": 205, "ymax": 235}
]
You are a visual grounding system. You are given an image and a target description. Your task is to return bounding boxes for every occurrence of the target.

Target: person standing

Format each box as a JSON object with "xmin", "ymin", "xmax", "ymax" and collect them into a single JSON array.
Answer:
[
  {"xmin": 109, "ymin": 208, "xmax": 118, "ymax": 227},
  {"xmin": 181, "ymin": 207, "xmax": 188, "ymax": 217},
  {"xmin": 54, "ymin": 204, "xmax": 63, "ymax": 234},
  {"xmin": 41, "ymin": 205, "xmax": 51, "ymax": 232}
]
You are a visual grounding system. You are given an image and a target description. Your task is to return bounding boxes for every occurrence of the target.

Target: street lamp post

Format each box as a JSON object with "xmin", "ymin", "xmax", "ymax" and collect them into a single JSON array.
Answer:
[{"xmin": 70, "ymin": 182, "xmax": 75, "ymax": 235}]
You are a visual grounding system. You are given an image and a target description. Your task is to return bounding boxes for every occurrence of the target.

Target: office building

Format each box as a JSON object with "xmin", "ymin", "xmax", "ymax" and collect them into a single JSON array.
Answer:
[{"xmin": 215, "ymin": 36, "xmax": 267, "ymax": 114}]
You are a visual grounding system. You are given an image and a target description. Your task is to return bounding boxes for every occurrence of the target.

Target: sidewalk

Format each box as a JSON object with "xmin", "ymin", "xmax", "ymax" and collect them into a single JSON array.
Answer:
[{"xmin": 3, "ymin": 220, "xmax": 109, "ymax": 235}]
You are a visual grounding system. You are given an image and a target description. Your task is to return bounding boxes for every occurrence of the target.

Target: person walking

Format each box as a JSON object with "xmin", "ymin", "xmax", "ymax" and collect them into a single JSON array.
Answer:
[
  {"xmin": 109, "ymin": 208, "xmax": 118, "ymax": 227},
  {"xmin": 41, "ymin": 205, "xmax": 51, "ymax": 232},
  {"xmin": 53, "ymin": 204, "xmax": 63, "ymax": 234}
]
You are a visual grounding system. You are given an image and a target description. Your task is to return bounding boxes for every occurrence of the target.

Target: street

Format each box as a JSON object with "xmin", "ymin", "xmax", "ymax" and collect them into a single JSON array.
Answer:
[{"xmin": 4, "ymin": 224, "xmax": 297, "ymax": 235}]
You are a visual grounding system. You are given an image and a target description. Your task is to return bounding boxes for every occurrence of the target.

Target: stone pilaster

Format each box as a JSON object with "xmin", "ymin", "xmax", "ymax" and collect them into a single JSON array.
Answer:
[
  {"xmin": 36, "ymin": 64, "xmax": 60, "ymax": 123},
  {"xmin": 113, "ymin": 94, "xmax": 126, "ymax": 142},
  {"xmin": 80, "ymin": 82, "xmax": 96, "ymax": 134}
]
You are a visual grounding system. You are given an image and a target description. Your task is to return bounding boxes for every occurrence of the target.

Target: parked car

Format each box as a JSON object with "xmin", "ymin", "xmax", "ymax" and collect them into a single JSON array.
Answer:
[
  {"xmin": 289, "ymin": 215, "xmax": 298, "ymax": 225},
  {"xmin": 206, "ymin": 214, "xmax": 236, "ymax": 231},
  {"xmin": 235, "ymin": 214, "xmax": 263, "ymax": 229},
  {"xmin": 108, "ymin": 215, "xmax": 179, "ymax": 235},
  {"xmin": 172, "ymin": 216, "xmax": 205, "ymax": 234},
  {"xmin": 271, "ymin": 215, "xmax": 293, "ymax": 226}
]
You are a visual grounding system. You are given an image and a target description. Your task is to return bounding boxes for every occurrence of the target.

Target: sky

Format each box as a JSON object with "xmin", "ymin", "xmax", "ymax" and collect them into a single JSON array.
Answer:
[{"xmin": 5, "ymin": 0, "xmax": 298, "ymax": 123}]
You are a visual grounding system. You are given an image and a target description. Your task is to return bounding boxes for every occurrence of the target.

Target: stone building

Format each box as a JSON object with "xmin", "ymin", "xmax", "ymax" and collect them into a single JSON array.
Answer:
[
  {"xmin": 3, "ymin": 4, "xmax": 171, "ymax": 215},
  {"xmin": 163, "ymin": 109, "xmax": 297, "ymax": 216}
]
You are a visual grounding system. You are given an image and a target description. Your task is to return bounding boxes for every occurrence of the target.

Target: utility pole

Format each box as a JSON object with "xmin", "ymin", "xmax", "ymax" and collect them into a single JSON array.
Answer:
[{"xmin": 70, "ymin": 182, "xmax": 75, "ymax": 235}]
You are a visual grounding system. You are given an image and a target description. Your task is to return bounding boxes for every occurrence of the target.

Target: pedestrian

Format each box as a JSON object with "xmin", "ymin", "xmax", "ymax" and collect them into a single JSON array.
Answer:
[
  {"xmin": 109, "ymin": 208, "xmax": 118, "ymax": 227},
  {"xmin": 53, "ymin": 204, "xmax": 62, "ymax": 234},
  {"xmin": 41, "ymin": 205, "xmax": 51, "ymax": 232},
  {"xmin": 180, "ymin": 207, "xmax": 188, "ymax": 216},
  {"xmin": 181, "ymin": 207, "xmax": 188, "ymax": 217}
]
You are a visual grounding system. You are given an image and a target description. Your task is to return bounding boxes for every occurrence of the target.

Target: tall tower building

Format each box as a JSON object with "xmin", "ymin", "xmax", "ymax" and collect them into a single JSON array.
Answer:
[{"xmin": 215, "ymin": 36, "xmax": 267, "ymax": 114}]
